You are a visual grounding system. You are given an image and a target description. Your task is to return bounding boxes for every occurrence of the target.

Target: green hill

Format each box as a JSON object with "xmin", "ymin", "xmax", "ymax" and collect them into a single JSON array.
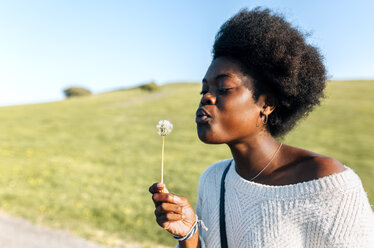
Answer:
[{"xmin": 0, "ymin": 81, "xmax": 373, "ymax": 247}]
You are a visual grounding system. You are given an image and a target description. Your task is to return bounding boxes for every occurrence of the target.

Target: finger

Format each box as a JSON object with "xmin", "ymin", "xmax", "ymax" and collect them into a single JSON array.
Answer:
[
  {"xmin": 152, "ymin": 193, "xmax": 184, "ymax": 205},
  {"xmin": 151, "ymin": 192, "xmax": 164, "ymax": 207},
  {"xmin": 156, "ymin": 212, "xmax": 182, "ymax": 224},
  {"xmin": 155, "ymin": 203, "xmax": 182, "ymax": 215},
  {"xmin": 149, "ymin": 183, "xmax": 165, "ymax": 194}
]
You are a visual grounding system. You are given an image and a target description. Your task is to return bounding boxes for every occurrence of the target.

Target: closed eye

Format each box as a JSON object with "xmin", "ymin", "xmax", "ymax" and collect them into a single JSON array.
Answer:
[{"xmin": 218, "ymin": 88, "xmax": 233, "ymax": 94}]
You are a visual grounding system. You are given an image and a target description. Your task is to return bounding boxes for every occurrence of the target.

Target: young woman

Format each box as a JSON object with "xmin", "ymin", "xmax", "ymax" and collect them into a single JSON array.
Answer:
[{"xmin": 149, "ymin": 8, "xmax": 374, "ymax": 248}]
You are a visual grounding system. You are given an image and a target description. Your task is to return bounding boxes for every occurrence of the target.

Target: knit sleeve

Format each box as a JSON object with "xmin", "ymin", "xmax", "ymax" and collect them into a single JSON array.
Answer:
[
  {"xmin": 325, "ymin": 184, "xmax": 374, "ymax": 247},
  {"xmin": 175, "ymin": 160, "xmax": 231, "ymax": 248},
  {"xmin": 195, "ymin": 170, "xmax": 207, "ymax": 248}
]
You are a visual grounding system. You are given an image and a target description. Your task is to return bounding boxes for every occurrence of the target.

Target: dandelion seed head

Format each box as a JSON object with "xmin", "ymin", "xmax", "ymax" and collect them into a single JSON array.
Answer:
[{"xmin": 157, "ymin": 120, "xmax": 173, "ymax": 136}]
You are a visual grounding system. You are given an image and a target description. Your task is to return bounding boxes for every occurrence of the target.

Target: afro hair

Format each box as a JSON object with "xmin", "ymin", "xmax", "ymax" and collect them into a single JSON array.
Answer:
[{"xmin": 213, "ymin": 7, "xmax": 327, "ymax": 137}]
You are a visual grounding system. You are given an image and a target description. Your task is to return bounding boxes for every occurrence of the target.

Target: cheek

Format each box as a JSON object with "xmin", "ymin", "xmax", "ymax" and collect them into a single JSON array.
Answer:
[
  {"xmin": 219, "ymin": 107, "xmax": 258, "ymax": 136},
  {"xmin": 196, "ymin": 90, "xmax": 260, "ymax": 144},
  {"xmin": 221, "ymin": 94, "xmax": 258, "ymax": 127},
  {"xmin": 197, "ymin": 107, "xmax": 258, "ymax": 144}
]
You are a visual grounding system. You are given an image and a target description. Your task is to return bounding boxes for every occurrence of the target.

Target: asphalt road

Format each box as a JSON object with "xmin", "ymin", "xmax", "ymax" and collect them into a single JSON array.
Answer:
[{"xmin": 0, "ymin": 213, "xmax": 117, "ymax": 248}]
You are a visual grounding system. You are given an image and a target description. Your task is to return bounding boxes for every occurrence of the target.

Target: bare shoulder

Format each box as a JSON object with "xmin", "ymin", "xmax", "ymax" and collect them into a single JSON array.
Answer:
[
  {"xmin": 280, "ymin": 145, "xmax": 346, "ymax": 183},
  {"xmin": 311, "ymin": 156, "xmax": 346, "ymax": 178}
]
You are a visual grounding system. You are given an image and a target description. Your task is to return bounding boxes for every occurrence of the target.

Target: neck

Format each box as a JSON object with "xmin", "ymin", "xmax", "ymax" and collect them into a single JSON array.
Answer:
[{"xmin": 227, "ymin": 132, "xmax": 282, "ymax": 181}]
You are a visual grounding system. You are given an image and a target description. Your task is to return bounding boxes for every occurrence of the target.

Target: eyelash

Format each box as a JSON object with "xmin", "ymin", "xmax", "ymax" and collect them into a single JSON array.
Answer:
[
  {"xmin": 218, "ymin": 88, "xmax": 232, "ymax": 94},
  {"xmin": 200, "ymin": 88, "xmax": 232, "ymax": 95}
]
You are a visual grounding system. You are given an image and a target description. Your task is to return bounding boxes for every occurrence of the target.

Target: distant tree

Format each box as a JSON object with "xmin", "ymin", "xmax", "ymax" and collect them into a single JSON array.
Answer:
[
  {"xmin": 138, "ymin": 82, "xmax": 160, "ymax": 92},
  {"xmin": 63, "ymin": 87, "xmax": 92, "ymax": 98}
]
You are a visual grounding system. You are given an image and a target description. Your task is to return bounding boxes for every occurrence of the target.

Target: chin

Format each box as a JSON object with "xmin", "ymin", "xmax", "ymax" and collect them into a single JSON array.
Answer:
[{"xmin": 197, "ymin": 125, "xmax": 226, "ymax": 144}]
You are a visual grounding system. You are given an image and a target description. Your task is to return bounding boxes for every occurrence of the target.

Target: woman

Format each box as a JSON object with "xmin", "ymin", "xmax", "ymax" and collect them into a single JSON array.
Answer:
[{"xmin": 149, "ymin": 8, "xmax": 374, "ymax": 248}]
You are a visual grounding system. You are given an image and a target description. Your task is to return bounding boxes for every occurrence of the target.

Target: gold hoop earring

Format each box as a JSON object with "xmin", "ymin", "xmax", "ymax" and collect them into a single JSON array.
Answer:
[{"xmin": 262, "ymin": 114, "xmax": 268, "ymax": 125}]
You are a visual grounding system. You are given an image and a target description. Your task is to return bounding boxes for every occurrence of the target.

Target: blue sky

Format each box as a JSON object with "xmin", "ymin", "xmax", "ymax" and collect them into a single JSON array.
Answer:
[{"xmin": 0, "ymin": 0, "xmax": 373, "ymax": 106}]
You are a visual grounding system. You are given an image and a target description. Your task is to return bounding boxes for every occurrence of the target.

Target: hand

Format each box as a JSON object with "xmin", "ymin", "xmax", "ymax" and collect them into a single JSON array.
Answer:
[{"xmin": 149, "ymin": 183, "xmax": 196, "ymax": 237}]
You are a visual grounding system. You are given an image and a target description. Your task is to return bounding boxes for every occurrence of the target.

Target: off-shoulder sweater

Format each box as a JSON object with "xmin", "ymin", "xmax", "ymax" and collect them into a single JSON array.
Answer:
[{"xmin": 188, "ymin": 159, "xmax": 374, "ymax": 248}]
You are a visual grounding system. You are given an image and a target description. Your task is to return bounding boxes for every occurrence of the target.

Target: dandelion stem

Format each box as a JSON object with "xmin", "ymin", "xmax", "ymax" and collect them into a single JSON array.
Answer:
[{"xmin": 161, "ymin": 135, "xmax": 165, "ymax": 184}]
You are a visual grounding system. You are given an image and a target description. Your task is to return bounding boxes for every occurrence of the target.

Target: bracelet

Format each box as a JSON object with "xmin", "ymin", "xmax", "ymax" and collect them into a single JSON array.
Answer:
[{"xmin": 173, "ymin": 216, "xmax": 198, "ymax": 241}]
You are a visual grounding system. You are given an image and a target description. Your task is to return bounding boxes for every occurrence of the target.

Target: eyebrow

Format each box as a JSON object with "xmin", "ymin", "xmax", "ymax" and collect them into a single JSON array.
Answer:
[{"xmin": 202, "ymin": 73, "xmax": 231, "ymax": 83}]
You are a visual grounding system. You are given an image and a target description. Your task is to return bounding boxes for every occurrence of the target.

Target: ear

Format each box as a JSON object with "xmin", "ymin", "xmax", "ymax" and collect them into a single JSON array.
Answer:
[{"xmin": 257, "ymin": 95, "xmax": 275, "ymax": 115}]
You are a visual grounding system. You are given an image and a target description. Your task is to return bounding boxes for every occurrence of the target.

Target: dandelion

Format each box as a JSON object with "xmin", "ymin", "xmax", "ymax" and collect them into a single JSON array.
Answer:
[
  {"xmin": 157, "ymin": 120, "xmax": 173, "ymax": 136},
  {"xmin": 156, "ymin": 120, "xmax": 173, "ymax": 184}
]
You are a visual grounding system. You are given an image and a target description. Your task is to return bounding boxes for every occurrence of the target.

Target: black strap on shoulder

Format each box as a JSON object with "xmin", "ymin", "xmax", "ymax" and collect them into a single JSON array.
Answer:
[{"xmin": 220, "ymin": 159, "xmax": 233, "ymax": 248}]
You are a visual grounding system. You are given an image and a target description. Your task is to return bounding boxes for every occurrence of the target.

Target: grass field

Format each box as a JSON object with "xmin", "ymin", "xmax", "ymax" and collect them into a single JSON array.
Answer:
[{"xmin": 0, "ymin": 80, "xmax": 373, "ymax": 247}]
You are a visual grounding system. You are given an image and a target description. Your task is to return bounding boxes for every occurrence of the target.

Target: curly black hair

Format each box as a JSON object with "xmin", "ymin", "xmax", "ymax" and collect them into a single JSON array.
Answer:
[{"xmin": 213, "ymin": 8, "xmax": 327, "ymax": 137}]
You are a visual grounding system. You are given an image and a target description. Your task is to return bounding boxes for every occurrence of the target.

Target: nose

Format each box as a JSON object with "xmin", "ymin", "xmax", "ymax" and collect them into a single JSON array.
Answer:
[{"xmin": 201, "ymin": 93, "xmax": 216, "ymax": 105}]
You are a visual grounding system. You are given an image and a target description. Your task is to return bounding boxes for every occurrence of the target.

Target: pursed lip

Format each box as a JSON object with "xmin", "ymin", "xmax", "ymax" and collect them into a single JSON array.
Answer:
[{"xmin": 195, "ymin": 108, "xmax": 212, "ymax": 124}]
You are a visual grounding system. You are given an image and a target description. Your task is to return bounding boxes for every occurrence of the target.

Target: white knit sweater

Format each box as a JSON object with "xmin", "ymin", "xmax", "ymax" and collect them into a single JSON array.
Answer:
[{"xmin": 186, "ymin": 159, "xmax": 374, "ymax": 248}]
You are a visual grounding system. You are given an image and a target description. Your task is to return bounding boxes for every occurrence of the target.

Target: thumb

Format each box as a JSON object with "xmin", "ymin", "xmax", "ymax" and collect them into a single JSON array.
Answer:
[{"xmin": 156, "ymin": 183, "xmax": 169, "ymax": 193}]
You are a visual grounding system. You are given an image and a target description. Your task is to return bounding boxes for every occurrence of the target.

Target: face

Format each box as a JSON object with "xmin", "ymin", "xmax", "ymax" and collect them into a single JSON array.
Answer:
[{"xmin": 196, "ymin": 57, "xmax": 264, "ymax": 144}]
